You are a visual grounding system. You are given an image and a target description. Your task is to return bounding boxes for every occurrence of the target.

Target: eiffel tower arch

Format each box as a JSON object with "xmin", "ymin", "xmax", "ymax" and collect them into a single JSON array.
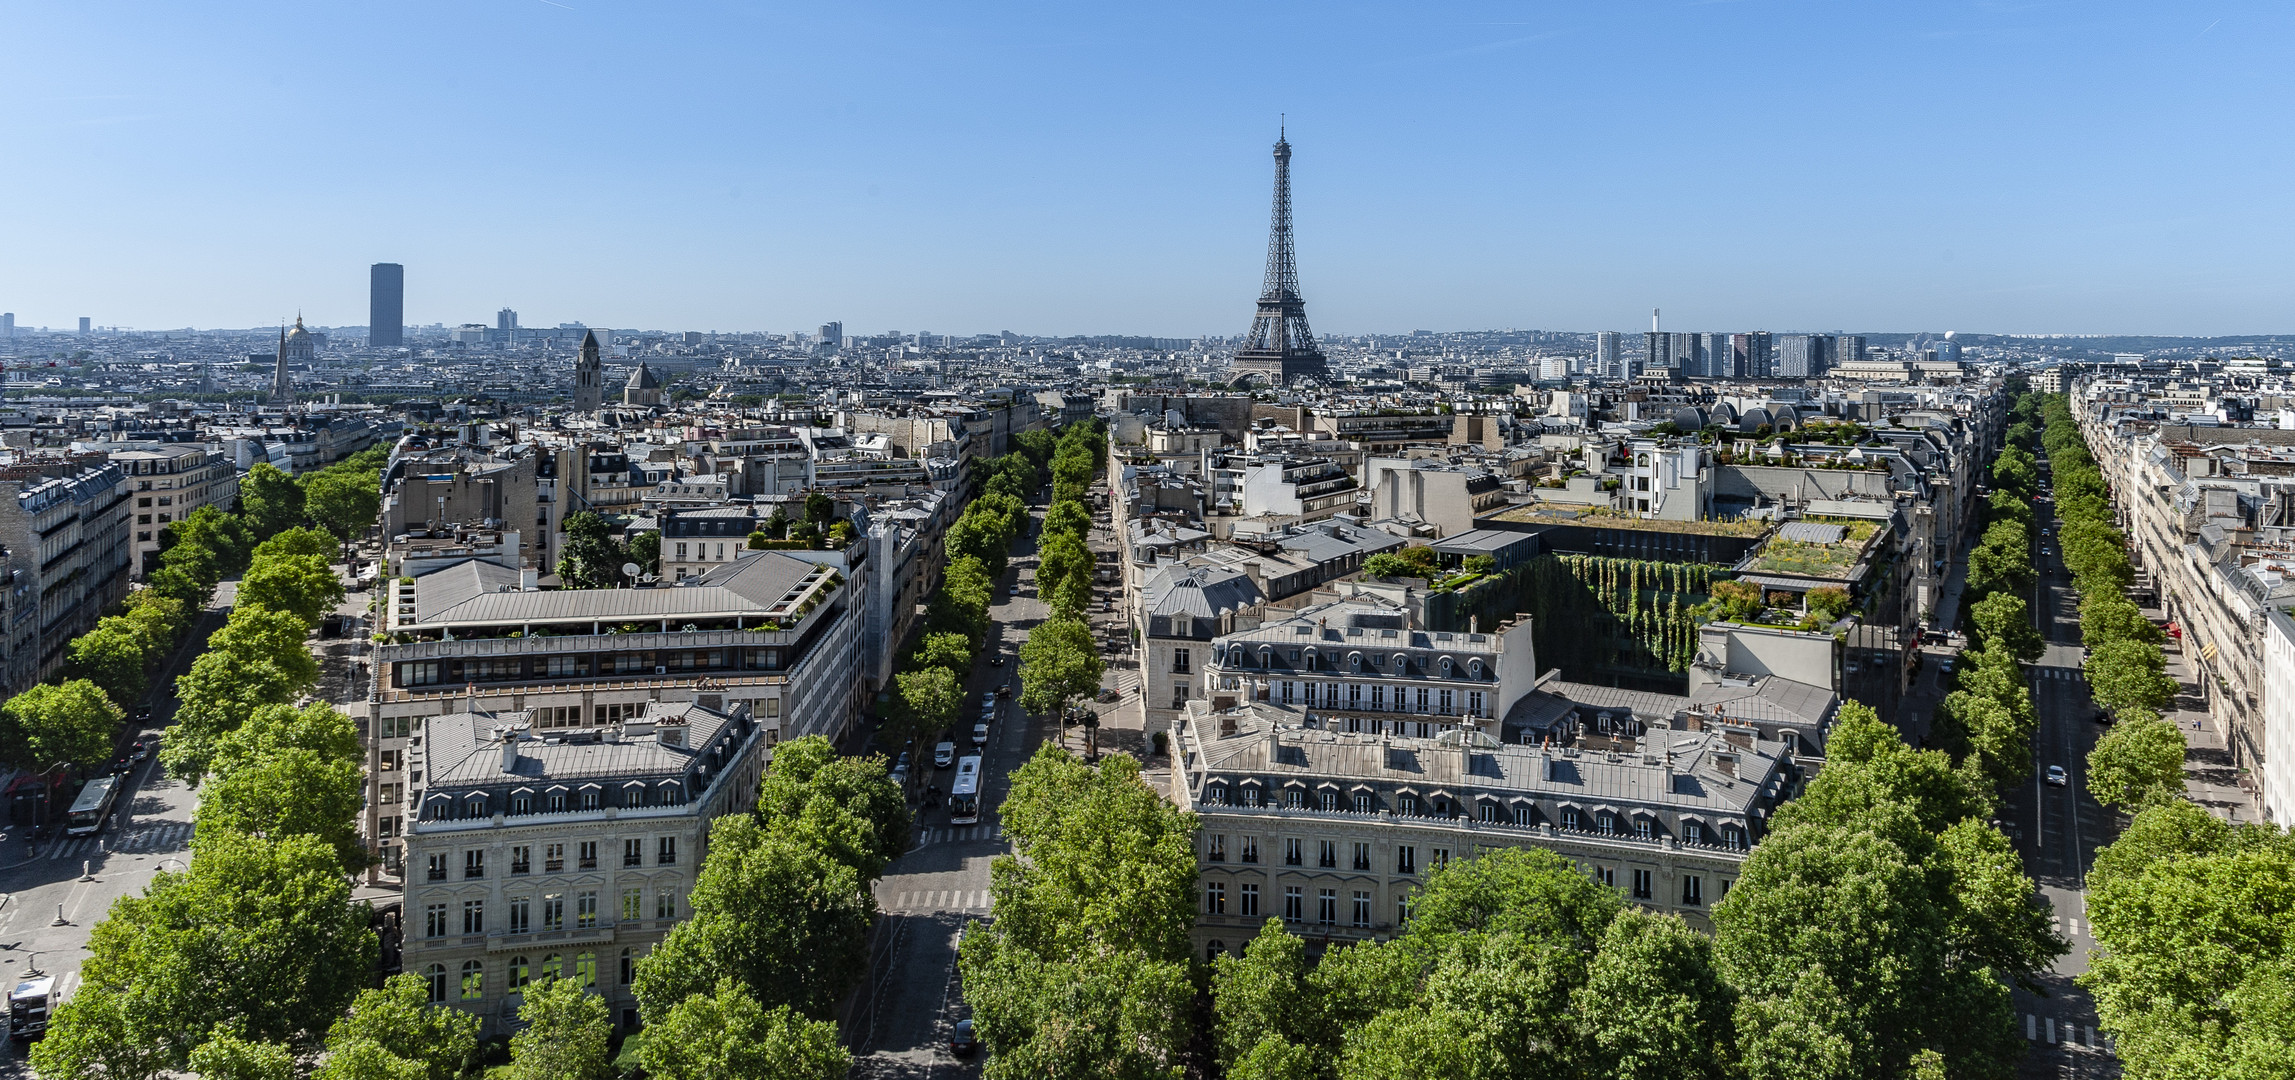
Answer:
[{"xmin": 1228, "ymin": 130, "xmax": 1329, "ymax": 387}]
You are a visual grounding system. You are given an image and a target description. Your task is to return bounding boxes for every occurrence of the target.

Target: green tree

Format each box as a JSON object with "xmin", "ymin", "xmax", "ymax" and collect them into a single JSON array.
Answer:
[
  {"xmin": 2086, "ymin": 715, "xmax": 2188, "ymax": 810},
  {"xmin": 1037, "ymin": 531, "xmax": 1094, "ymax": 615},
  {"xmin": 193, "ymin": 746, "xmax": 368, "ymax": 870},
  {"xmin": 762, "ymin": 506, "xmax": 790, "ymax": 539},
  {"xmin": 1969, "ymin": 591, "xmax": 2044, "ymax": 663},
  {"xmin": 1576, "ymin": 911, "xmax": 1736, "ymax": 1080},
  {"xmin": 892, "ymin": 665, "xmax": 962, "ymax": 754},
  {"xmin": 636, "ymin": 979, "xmax": 850, "ymax": 1080},
  {"xmin": 33, "ymin": 832, "xmax": 376, "ymax": 1076},
  {"xmin": 207, "ymin": 703, "xmax": 362, "ymax": 781},
  {"xmin": 958, "ymin": 942, "xmax": 1192, "ymax": 1080},
  {"xmin": 1967, "ymin": 521, "xmax": 2035, "ymax": 598},
  {"xmin": 554, "ymin": 512, "xmax": 627, "ymax": 589},
  {"xmin": 753, "ymin": 734, "xmax": 911, "ymax": 880},
  {"xmin": 1213, "ymin": 920, "xmax": 1319, "ymax": 1074},
  {"xmin": 946, "ymin": 507, "xmax": 1014, "ymax": 580},
  {"xmin": 1042, "ymin": 499, "xmax": 1093, "ymax": 541},
  {"xmin": 2086, "ymin": 640, "xmax": 2179, "ymax": 720},
  {"xmin": 317, "ymin": 971, "xmax": 479, "ymax": 1080},
  {"xmin": 0, "ymin": 679, "xmax": 123, "ymax": 770},
  {"xmin": 1991, "ymin": 445, "xmax": 2038, "ymax": 494},
  {"xmin": 124, "ymin": 591, "xmax": 193, "ymax": 652},
  {"xmin": 251, "ymin": 525, "xmax": 337, "ymax": 563},
  {"xmin": 1015, "ymin": 428, "xmax": 1057, "ymax": 469},
  {"xmin": 302, "ymin": 467, "xmax": 381, "ymax": 541},
  {"xmin": 167, "ymin": 504, "xmax": 256, "ymax": 580},
  {"xmin": 1933, "ymin": 687, "xmax": 2035, "ymax": 789},
  {"xmin": 2081, "ymin": 592, "xmax": 2164, "ymax": 651},
  {"xmin": 238, "ymin": 552, "xmax": 344, "ymax": 627},
  {"xmin": 162, "ymin": 605, "xmax": 323, "ymax": 783},
  {"xmin": 1019, "ymin": 615, "xmax": 1103, "ymax": 728},
  {"xmin": 804, "ymin": 491, "xmax": 833, "ymax": 524},
  {"xmin": 927, "ymin": 555, "xmax": 994, "ymax": 646},
  {"xmin": 1336, "ymin": 1005, "xmax": 1497, "ymax": 1080},
  {"xmin": 911, "ymin": 630, "xmax": 973, "ymax": 673},
  {"xmin": 69, "ymin": 618, "xmax": 158, "ymax": 706},
  {"xmin": 185, "ymin": 1030, "xmax": 296, "ymax": 1080},
  {"xmin": 505, "ymin": 977, "xmax": 612, "ymax": 1080},
  {"xmin": 238, "ymin": 462, "xmax": 307, "ymax": 539},
  {"xmin": 631, "ymin": 815, "xmax": 874, "ymax": 1024}
]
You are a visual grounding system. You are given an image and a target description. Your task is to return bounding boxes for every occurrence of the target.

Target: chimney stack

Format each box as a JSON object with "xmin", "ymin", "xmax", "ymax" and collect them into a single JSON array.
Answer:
[{"xmin": 500, "ymin": 730, "xmax": 519, "ymax": 772}]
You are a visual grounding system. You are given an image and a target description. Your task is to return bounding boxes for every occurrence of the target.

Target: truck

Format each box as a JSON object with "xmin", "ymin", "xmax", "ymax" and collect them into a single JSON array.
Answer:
[{"xmin": 9, "ymin": 975, "xmax": 54, "ymax": 1040}]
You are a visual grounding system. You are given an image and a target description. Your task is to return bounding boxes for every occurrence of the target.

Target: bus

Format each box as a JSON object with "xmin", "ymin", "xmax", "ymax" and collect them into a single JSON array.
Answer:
[
  {"xmin": 949, "ymin": 755, "xmax": 983, "ymax": 825},
  {"xmin": 65, "ymin": 774, "xmax": 120, "ymax": 837}
]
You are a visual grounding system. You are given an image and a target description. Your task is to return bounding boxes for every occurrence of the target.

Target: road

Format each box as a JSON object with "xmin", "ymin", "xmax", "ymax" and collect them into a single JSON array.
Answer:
[
  {"xmin": 0, "ymin": 581, "xmax": 234, "ymax": 1069},
  {"xmin": 2001, "ymin": 491, "xmax": 2120, "ymax": 1077},
  {"xmin": 848, "ymin": 497, "xmax": 1060, "ymax": 1079}
]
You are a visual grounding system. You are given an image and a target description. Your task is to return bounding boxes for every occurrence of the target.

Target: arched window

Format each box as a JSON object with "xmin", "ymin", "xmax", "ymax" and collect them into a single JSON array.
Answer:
[
  {"xmin": 425, "ymin": 963, "xmax": 448, "ymax": 1003},
  {"xmin": 460, "ymin": 959, "xmax": 485, "ymax": 1001},
  {"xmin": 508, "ymin": 956, "xmax": 530, "ymax": 990},
  {"xmin": 541, "ymin": 954, "xmax": 563, "ymax": 982},
  {"xmin": 575, "ymin": 952, "xmax": 598, "ymax": 988},
  {"xmin": 1468, "ymin": 659, "xmax": 1484, "ymax": 679}
]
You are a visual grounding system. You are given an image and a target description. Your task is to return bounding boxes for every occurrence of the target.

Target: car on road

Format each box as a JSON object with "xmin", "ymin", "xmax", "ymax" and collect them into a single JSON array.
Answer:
[
  {"xmin": 988, "ymin": 653, "xmax": 1004, "ymax": 666},
  {"xmin": 890, "ymin": 752, "xmax": 912, "ymax": 788},
  {"xmin": 127, "ymin": 738, "xmax": 152, "ymax": 764},
  {"xmin": 2045, "ymin": 765, "xmax": 2068, "ymax": 787},
  {"xmin": 1940, "ymin": 656, "xmax": 1956, "ymax": 674},
  {"xmin": 950, "ymin": 1018, "xmax": 978, "ymax": 1056},
  {"xmin": 971, "ymin": 721, "xmax": 991, "ymax": 747},
  {"xmin": 2094, "ymin": 708, "xmax": 2113, "ymax": 724},
  {"xmin": 133, "ymin": 705, "xmax": 152, "ymax": 722},
  {"xmin": 934, "ymin": 741, "xmax": 956, "ymax": 768}
]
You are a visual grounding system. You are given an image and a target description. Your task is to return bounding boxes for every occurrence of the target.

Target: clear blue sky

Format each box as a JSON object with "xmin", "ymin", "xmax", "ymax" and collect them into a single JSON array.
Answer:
[{"xmin": 4, "ymin": 2, "xmax": 2291, "ymax": 337}]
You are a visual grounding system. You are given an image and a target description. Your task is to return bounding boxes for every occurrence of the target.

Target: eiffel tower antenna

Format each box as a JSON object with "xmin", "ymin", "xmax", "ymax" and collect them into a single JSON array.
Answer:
[{"xmin": 1228, "ymin": 125, "xmax": 1327, "ymax": 387}]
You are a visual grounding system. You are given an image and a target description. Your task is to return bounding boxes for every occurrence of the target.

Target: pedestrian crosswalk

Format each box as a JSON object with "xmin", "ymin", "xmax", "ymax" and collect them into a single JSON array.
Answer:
[
  {"xmin": 2052, "ymin": 914, "xmax": 2086, "ymax": 938},
  {"xmin": 48, "ymin": 821, "xmax": 193, "ymax": 861},
  {"xmin": 2025, "ymin": 1013, "xmax": 2113, "ymax": 1052},
  {"xmin": 877, "ymin": 888, "xmax": 993, "ymax": 915},
  {"xmin": 912, "ymin": 824, "xmax": 1004, "ymax": 849}
]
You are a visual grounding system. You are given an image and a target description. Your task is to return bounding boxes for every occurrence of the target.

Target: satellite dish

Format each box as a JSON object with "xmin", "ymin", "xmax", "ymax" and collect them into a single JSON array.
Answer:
[{"xmin": 621, "ymin": 562, "xmax": 641, "ymax": 578}]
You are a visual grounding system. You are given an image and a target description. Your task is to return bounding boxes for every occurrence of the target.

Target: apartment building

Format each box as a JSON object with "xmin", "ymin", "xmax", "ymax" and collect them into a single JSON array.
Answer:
[
  {"xmin": 0, "ymin": 458, "xmax": 133, "ymax": 693},
  {"xmin": 399, "ymin": 696, "xmax": 766, "ymax": 1035},
  {"xmin": 1176, "ymin": 697, "xmax": 1786, "ymax": 956},
  {"xmin": 102, "ymin": 442, "xmax": 239, "ymax": 576}
]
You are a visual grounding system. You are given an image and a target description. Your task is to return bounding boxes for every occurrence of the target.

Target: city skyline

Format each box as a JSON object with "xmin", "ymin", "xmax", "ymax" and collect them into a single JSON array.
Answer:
[{"xmin": 6, "ymin": 3, "xmax": 2295, "ymax": 335}]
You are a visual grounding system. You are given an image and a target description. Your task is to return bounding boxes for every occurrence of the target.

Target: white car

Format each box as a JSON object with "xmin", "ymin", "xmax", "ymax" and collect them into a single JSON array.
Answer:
[
  {"xmin": 933, "ymin": 741, "xmax": 957, "ymax": 768},
  {"xmin": 971, "ymin": 722, "xmax": 991, "ymax": 747},
  {"xmin": 2045, "ymin": 765, "xmax": 2068, "ymax": 787}
]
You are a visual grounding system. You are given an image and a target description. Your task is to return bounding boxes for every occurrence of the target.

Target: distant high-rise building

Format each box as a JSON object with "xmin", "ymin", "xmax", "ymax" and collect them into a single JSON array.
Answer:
[
  {"xmin": 1777, "ymin": 334, "xmax": 1830, "ymax": 378},
  {"xmin": 1730, "ymin": 332, "xmax": 1774, "ymax": 379},
  {"xmin": 1697, "ymin": 333, "xmax": 1731, "ymax": 378},
  {"xmin": 1596, "ymin": 332, "xmax": 1623, "ymax": 378},
  {"xmin": 2, "ymin": 313, "xmax": 12, "ymax": 339},
  {"xmin": 78, "ymin": 317, "xmax": 91, "ymax": 336},
  {"xmin": 1229, "ymin": 130, "xmax": 1329, "ymax": 387},
  {"xmin": 1644, "ymin": 331, "xmax": 1672, "ymax": 371},
  {"xmin": 1835, "ymin": 335, "xmax": 1867, "ymax": 366},
  {"xmin": 572, "ymin": 330, "xmax": 604, "ymax": 413},
  {"xmin": 370, "ymin": 263, "xmax": 405, "ymax": 347},
  {"xmin": 818, "ymin": 322, "xmax": 843, "ymax": 350},
  {"xmin": 1669, "ymin": 332, "xmax": 1702, "ymax": 375},
  {"xmin": 497, "ymin": 308, "xmax": 518, "ymax": 331}
]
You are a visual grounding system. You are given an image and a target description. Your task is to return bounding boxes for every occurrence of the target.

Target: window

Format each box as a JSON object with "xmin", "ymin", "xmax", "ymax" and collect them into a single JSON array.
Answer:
[
  {"xmin": 425, "ymin": 964, "xmax": 448, "ymax": 1004},
  {"xmin": 1240, "ymin": 837, "xmax": 1259, "ymax": 864},
  {"xmin": 1207, "ymin": 882, "xmax": 1226, "ymax": 915},
  {"xmin": 1284, "ymin": 789, "xmax": 1304, "ymax": 810},
  {"xmin": 1284, "ymin": 887, "xmax": 1303, "ymax": 922},
  {"xmin": 1397, "ymin": 846, "xmax": 1416, "ymax": 875},
  {"xmin": 579, "ymin": 841, "xmax": 598, "ymax": 870},
  {"xmin": 1632, "ymin": 869, "xmax": 1653, "ymax": 900},
  {"xmin": 543, "ymin": 894, "xmax": 565, "ymax": 932},
  {"xmin": 545, "ymin": 657, "xmax": 586, "ymax": 679},
  {"xmin": 577, "ymin": 891, "xmax": 598, "ymax": 929},
  {"xmin": 625, "ymin": 838, "xmax": 644, "ymax": 867},
  {"xmin": 545, "ymin": 844, "xmax": 565, "ymax": 872},
  {"xmin": 460, "ymin": 959, "xmax": 485, "ymax": 1001},
  {"xmin": 622, "ymin": 888, "xmax": 643, "ymax": 922},
  {"xmin": 540, "ymin": 954, "xmax": 563, "ymax": 982},
  {"xmin": 1636, "ymin": 818, "xmax": 1652, "ymax": 840},
  {"xmin": 1352, "ymin": 891, "xmax": 1372, "ymax": 928},
  {"xmin": 1285, "ymin": 838, "xmax": 1303, "ymax": 866},
  {"xmin": 1685, "ymin": 822, "xmax": 1704, "ymax": 845},
  {"xmin": 1320, "ymin": 790, "xmax": 1338, "ymax": 812},
  {"xmin": 427, "ymin": 853, "xmax": 448, "ymax": 882},
  {"xmin": 1478, "ymin": 802, "xmax": 1498, "ymax": 823},
  {"xmin": 1207, "ymin": 940, "xmax": 1225, "ymax": 964},
  {"xmin": 1317, "ymin": 889, "xmax": 1336, "ymax": 925},
  {"xmin": 424, "ymin": 903, "xmax": 448, "ymax": 938},
  {"xmin": 1352, "ymin": 842, "xmax": 1371, "ymax": 871},
  {"xmin": 465, "ymin": 849, "xmax": 486, "ymax": 878},
  {"xmin": 1432, "ymin": 848, "xmax": 1449, "ymax": 869},
  {"xmin": 581, "ymin": 789, "xmax": 601, "ymax": 812},
  {"xmin": 656, "ymin": 889, "xmax": 678, "ymax": 920},
  {"xmin": 1279, "ymin": 681, "xmax": 1295, "ymax": 704},
  {"xmin": 659, "ymin": 836, "xmax": 678, "ymax": 865},
  {"xmin": 620, "ymin": 947, "xmax": 634, "ymax": 986},
  {"xmin": 1206, "ymin": 784, "xmax": 1228, "ymax": 806},
  {"xmin": 1594, "ymin": 865, "xmax": 1615, "ymax": 887},
  {"xmin": 1398, "ymin": 897, "xmax": 1412, "ymax": 925},
  {"xmin": 1513, "ymin": 804, "xmax": 1533, "ymax": 826},
  {"xmin": 575, "ymin": 952, "xmax": 597, "ymax": 987},
  {"xmin": 1172, "ymin": 648, "xmax": 1190, "ymax": 673},
  {"xmin": 1207, "ymin": 835, "xmax": 1226, "ymax": 862},
  {"xmin": 509, "ymin": 896, "xmax": 531, "ymax": 933},
  {"xmin": 509, "ymin": 956, "xmax": 530, "ymax": 990},
  {"xmin": 1682, "ymin": 875, "xmax": 1703, "ymax": 906},
  {"xmin": 1399, "ymin": 794, "xmax": 1418, "ymax": 816},
  {"xmin": 1562, "ymin": 808, "xmax": 1580, "ymax": 830},
  {"xmin": 1371, "ymin": 685, "xmax": 1385, "ymax": 710},
  {"xmin": 1598, "ymin": 813, "xmax": 1616, "ymax": 835},
  {"xmin": 511, "ymin": 846, "xmax": 532, "ymax": 875},
  {"xmin": 1439, "ymin": 689, "xmax": 1453, "ymax": 715},
  {"xmin": 462, "ymin": 899, "xmax": 485, "ymax": 935},
  {"xmin": 1241, "ymin": 884, "xmax": 1260, "ymax": 917},
  {"xmin": 1354, "ymin": 792, "xmax": 1373, "ymax": 814}
]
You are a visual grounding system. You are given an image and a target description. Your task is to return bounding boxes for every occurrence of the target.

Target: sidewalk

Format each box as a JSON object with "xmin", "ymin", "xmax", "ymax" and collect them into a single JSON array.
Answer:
[{"xmin": 2157, "ymin": 639, "xmax": 2263, "ymax": 823}]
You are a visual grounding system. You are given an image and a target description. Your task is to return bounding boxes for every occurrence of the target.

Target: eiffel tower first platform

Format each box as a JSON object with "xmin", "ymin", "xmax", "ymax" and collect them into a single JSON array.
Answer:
[{"xmin": 1228, "ymin": 130, "xmax": 1329, "ymax": 387}]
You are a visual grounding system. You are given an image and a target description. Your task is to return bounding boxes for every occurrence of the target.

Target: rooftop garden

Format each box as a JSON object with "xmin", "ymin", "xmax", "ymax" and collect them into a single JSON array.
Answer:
[
  {"xmin": 1488, "ymin": 503, "xmax": 1771, "ymax": 537},
  {"xmin": 1743, "ymin": 519, "xmax": 1879, "ymax": 578}
]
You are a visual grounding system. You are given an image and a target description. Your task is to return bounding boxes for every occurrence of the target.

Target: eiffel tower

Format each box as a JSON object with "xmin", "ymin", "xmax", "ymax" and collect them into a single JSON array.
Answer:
[{"xmin": 1229, "ymin": 128, "xmax": 1328, "ymax": 386}]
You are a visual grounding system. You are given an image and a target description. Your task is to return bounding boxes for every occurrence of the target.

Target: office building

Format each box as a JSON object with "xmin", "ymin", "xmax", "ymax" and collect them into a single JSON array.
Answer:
[
  {"xmin": 77, "ymin": 318, "xmax": 90, "ymax": 336},
  {"xmin": 818, "ymin": 322, "xmax": 843, "ymax": 349},
  {"xmin": 1697, "ymin": 333, "xmax": 1732, "ymax": 379},
  {"xmin": 498, "ymin": 309, "xmax": 518, "ymax": 331},
  {"xmin": 1644, "ymin": 331, "xmax": 1672, "ymax": 371},
  {"xmin": 372, "ymin": 263, "xmax": 405, "ymax": 348},
  {"xmin": 1835, "ymin": 335, "xmax": 1867, "ymax": 366},
  {"xmin": 1777, "ymin": 334, "xmax": 1830, "ymax": 378},
  {"xmin": 1596, "ymin": 332, "xmax": 1623, "ymax": 379},
  {"xmin": 1730, "ymin": 332, "xmax": 1773, "ymax": 379},
  {"xmin": 2, "ymin": 313, "xmax": 12, "ymax": 339}
]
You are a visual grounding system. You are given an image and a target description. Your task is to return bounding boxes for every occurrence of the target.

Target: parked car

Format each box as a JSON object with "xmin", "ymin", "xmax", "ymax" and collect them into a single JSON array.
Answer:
[
  {"xmin": 971, "ymin": 722, "xmax": 991, "ymax": 747},
  {"xmin": 2045, "ymin": 765, "xmax": 2068, "ymax": 787},
  {"xmin": 950, "ymin": 1018, "xmax": 978, "ymax": 1056},
  {"xmin": 934, "ymin": 741, "xmax": 957, "ymax": 768},
  {"xmin": 890, "ymin": 752, "xmax": 912, "ymax": 788}
]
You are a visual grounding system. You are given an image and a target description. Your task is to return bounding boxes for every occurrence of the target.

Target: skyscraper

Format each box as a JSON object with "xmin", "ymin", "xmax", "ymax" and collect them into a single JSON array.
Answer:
[
  {"xmin": 1835, "ymin": 335, "xmax": 1867, "ymax": 366},
  {"xmin": 1, "ymin": 313, "xmax": 12, "ymax": 339},
  {"xmin": 1777, "ymin": 334, "xmax": 1830, "ymax": 378},
  {"xmin": 818, "ymin": 322, "xmax": 843, "ymax": 350},
  {"xmin": 497, "ymin": 308, "xmax": 518, "ymax": 331},
  {"xmin": 1229, "ymin": 129, "xmax": 1329, "ymax": 386},
  {"xmin": 370, "ymin": 263, "xmax": 404, "ymax": 347},
  {"xmin": 1730, "ymin": 332, "xmax": 1774, "ymax": 379},
  {"xmin": 1698, "ymin": 332, "xmax": 1731, "ymax": 379},
  {"xmin": 78, "ymin": 317, "xmax": 91, "ymax": 336},
  {"xmin": 1596, "ymin": 332, "xmax": 1623, "ymax": 379},
  {"xmin": 1644, "ymin": 332, "xmax": 1672, "ymax": 371},
  {"xmin": 1670, "ymin": 332, "xmax": 1702, "ymax": 375}
]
